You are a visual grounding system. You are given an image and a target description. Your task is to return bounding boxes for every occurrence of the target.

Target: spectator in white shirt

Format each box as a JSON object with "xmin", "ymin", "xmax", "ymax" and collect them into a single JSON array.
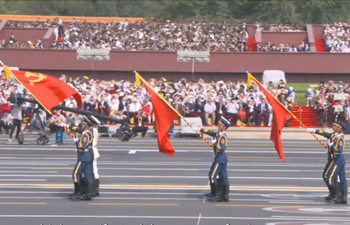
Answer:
[
  {"xmin": 204, "ymin": 99, "xmax": 216, "ymax": 125},
  {"xmin": 226, "ymin": 99, "xmax": 239, "ymax": 125},
  {"xmin": 129, "ymin": 98, "xmax": 141, "ymax": 119},
  {"xmin": 0, "ymin": 110, "xmax": 12, "ymax": 134}
]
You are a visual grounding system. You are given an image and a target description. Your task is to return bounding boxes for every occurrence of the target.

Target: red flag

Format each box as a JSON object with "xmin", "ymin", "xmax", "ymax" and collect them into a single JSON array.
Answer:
[
  {"xmin": 138, "ymin": 73, "xmax": 179, "ymax": 157},
  {"xmin": 253, "ymin": 76, "xmax": 292, "ymax": 162},
  {"xmin": 10, "ymin": 70, "xmax": 82, "ymax": 110}
]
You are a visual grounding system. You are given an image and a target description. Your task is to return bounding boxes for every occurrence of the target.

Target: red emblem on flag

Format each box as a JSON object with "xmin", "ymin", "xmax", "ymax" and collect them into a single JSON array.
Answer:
[
  {"xmin": 221, "ymin": 139, "xmax": 225, "ymax": 144},
  {"xmin": 83, "ymin": 137, "xmax": 87, "ymax": 142},
  {"xmin": 340, "ymin": 141, "xmax": 343, "ymax": 146}
]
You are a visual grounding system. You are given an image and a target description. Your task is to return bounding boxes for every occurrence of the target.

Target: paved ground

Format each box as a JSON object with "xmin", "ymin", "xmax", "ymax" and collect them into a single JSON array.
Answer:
[{"xmin": 0, "ymin": 135, "xmax": 349, "ymax": 225}]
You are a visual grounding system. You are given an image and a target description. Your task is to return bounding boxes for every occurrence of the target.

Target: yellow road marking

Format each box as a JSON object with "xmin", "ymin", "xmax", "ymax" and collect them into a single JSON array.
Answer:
[
  {"xmin": 0, "ymin": 202, "xmax": 46, "ymax": 205},
  {"xmin": 216, "ymin": 204, "xmax": 305, "ymax": 208},
  {"xmin": 0, "ymin": 154, "xmax": 103, "ymax": 157},
  {"xmin": 94, "ymin": 143, "xmax": 320, "ymax": 147},
  {"xmin": 228, "ymin": 156, "xmax": 324, "ymax": 160},
  {"xmin": 31, "ymin": 168, "xmax": 71, "ymax": 170},
  {"xmin": 0, "ymin": 184, "xmax": 327, "ymax": 191},
  {"xmin": 229, "ymin": 159, "xmax": 283, "ymax": 161},
  {"xmin": 111, "ymin": 183, "xmax": 190, "ymax": 185},
  {"xmin": 230, "ymin": 169, "xmax": 299, "ymax": 173},
  {"xmin": 141, "ymin": 158, "xmax": 202, "ymax": 161},
  {"xmin": 88, "ymin": 203, "xmax": 178, "ymax": 206},
  {"xmin": 131, "ymin": 168, "xmax": 199, "ymax": 171}
]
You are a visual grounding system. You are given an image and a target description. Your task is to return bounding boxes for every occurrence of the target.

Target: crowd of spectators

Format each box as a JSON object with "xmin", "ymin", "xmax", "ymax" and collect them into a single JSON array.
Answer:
[
  {"xmin": 1, "ymin": 70, "xmax": 348, "ymax": 142},
  {"xmin": 255, "ymin": 22, "xmax": 307, "ymax": 32},
  {"xmin": 323, "ymin": 22, "xmax": 350, "ymax": 53},
  {"xmin": 2, "ymin": 19, "xmax": 311, "ymax": 52},
  {"xmin": 4, "ymin": 19, "xmax": 250, "ymax": 52},
  {"xmin": 0, "ymin": 72, "xmax": 300, "ymax": 141},
  {"xmin": 308, "ymin": 80, "xmax": 350, "ymax": 126},
  {"xmin": 257, "ymin": 41, "xmax": 310, "ymax": 52}
]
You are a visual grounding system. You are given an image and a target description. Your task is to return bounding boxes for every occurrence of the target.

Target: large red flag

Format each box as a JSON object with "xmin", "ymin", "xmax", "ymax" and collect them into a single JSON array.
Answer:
[
  {"xmin": 251, "ymin": 74, "xmax": 292, "ymax": 162},
  {"xmin": 10, "ymin": 70, "xmax": 82, "ymax": 110},
  {"xmin": 136, "ymin": 73, "xmax": 179, "ymax": 157}
]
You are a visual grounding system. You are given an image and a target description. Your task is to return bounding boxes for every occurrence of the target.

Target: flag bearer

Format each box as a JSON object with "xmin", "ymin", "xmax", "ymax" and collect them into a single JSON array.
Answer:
[
  {"xmin": 325, "ymin": 122, "xmax": 348, "ymax": 204},
  {"xmin": 307, "ymin": 127, "xmax": 341, "ymax": 201},
  {"xmin": 70, "ymin": 117, "xmax": 94, "ymax": 201},
  {"xmin": 208, "ymin": 116, "xmax": 230, "ymax": 202}
]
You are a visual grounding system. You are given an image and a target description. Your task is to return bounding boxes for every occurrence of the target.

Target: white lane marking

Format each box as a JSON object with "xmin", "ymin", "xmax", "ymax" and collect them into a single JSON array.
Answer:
[
  {"xmin": 0, "ymin": 215, "xmax": 348, "ymax": 222},
  {"xmin": 0, "ymin": 171, "xmax": 57, "ymax": 173},
  {"xmin": 128, "ymin": 150, "xmax": 137, "ymax": 154},
  {"xmin": 0, "ymin": 196, "xmax": 202, "ymax": 201},
  {"xmin": 0, "ymin": 191, "xmax": 332, "ymax": 196},
  {"xmin": 197, "ymin": 213, "xmax": 202, "ymax": 225},
  {"xmin": 0, "ymin": 162, "xmax": 329, "ymax": 167},
  {"xmin": 0, "ymin": 174, "xmax": 323, "ymax": 180},
  {"xmin": 0, "ymin": 195, "xmax": 325, "ymax": 203},
  {"xmin": 0, "ymin": 179, "xmax": 46, "ymax": 181}
]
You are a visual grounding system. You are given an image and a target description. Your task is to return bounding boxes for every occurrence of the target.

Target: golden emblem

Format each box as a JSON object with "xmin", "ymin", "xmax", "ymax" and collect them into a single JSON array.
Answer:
[{"xmin": 24, "ymin": 72, "xmax": 47, "ymax": 86}]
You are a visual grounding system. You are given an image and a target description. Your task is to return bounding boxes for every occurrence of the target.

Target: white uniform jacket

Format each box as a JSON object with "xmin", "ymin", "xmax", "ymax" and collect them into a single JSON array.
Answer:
[{"xmin": 92, "ymin": 127, "xmax": 100, "ymax": 159}]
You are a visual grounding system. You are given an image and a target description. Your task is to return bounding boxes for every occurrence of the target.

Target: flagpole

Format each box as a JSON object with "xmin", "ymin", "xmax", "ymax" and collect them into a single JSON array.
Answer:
[
  {"xmin": 0, "ymin": 61, "xmax": 75, "ymax": 138},
  {"xmin": 241, "ymin": 66, "xmax": 329, "ymax": 151},
  {"xmin": 133, "ymin": 70, "xmax": 214, "ymax": 149}
]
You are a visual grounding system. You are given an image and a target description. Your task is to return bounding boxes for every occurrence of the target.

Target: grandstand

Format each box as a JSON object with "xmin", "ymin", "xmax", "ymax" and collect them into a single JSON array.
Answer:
[{"xmin": 0, "ymin": 15, "xmax": 349, "ymax": 129}]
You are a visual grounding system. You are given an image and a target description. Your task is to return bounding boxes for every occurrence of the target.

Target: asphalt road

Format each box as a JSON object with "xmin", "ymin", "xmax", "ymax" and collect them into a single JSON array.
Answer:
[{"xmin": 0, "ymin": 135, "xmax": 349, "ymax": 225}]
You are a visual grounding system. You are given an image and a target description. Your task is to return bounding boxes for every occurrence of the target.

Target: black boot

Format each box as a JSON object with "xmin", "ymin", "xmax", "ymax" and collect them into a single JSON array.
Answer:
[
  {"xmin": 80, "ymin": 178, "xmax": 87, "ymax": 197},
  {"xmin": 95, "ymin": 179, "xmax": 100, "ymax": 196},
  {"xmin": 325, "ymin": 185, "xmax": 337, "ymax": 201},
  {"xmin": 68, "ymin": 183, "xmax": 79, "ymax": 198},
  {"xmin": 70, "ymin": 183, "xmax": 82, "ymax": 201},
  {"xmin": 81, "ymin": 183, "xmax": 93, "ymax": 201},
  {"xmin": 91, "ymin": 180, "xmax": 97, "ymax": 198},
  {"xmin": 217, "ymin": 177, "xmax": 223, "ymax": 195},
  {"xmin": 210, "ymin": 184, "xmax": 229, "ymax": 202},
  {"xmin": 207, "ymin": 183, "xmax": 220, "ymax": 201},
  {"xmin": 204, "ymin": 183, "xmax": 215, "ymax": 197},
  {"xmin": 335, "ymin": 187, "xmax": 348, "ymax": 204}
]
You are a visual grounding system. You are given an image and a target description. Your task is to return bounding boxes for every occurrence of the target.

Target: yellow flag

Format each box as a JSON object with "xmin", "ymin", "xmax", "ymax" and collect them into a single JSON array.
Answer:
[
  {"xmin": 135, "ymin": 72, "xmax": 141, "ymax": 87},
  {"xmin": 246, "ymin": 73, "xmax": 254, "ymax": 88},
  {"xmin": 3, "ymin": 65, "xmax": 12, "ymax": 80}
]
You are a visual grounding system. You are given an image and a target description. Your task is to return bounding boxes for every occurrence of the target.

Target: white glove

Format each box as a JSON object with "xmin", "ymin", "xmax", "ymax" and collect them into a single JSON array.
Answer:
[
  {"xmin": 327, "ymin": 138, "xmax": 332, "ymax": 145},
  {"xmin": 193, "ymin": 127, "xmax": 201, "ymax": 132},
  {"xmin": 307, "ymin": 128, "xmax": 315, "ymax": 133},
  {"xmin": 73, "ymin": 137, "xmax": 79, "ymax": 143},
  {"xmin": 211, "ymin": 137, "xmax": 216, "ymax": 144},
  {"xmin": 328, "ymin": 142, "xmax": 334, "ymax": 148},
  {"xmin": 59, "ymin": 123, "xmax": 68, "ymax": 128}
]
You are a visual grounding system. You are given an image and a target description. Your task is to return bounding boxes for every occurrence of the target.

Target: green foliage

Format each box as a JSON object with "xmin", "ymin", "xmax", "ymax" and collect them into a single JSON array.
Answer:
[{"xmin": 1, "ymin": 0, "xmax": 350, "ymax": 24}]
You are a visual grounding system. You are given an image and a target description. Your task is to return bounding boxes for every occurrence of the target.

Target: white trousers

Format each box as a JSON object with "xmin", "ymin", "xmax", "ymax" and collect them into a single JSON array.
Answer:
[{"xmin": 92, "ymin": 159, "xmax": 99, "ymax": 179}]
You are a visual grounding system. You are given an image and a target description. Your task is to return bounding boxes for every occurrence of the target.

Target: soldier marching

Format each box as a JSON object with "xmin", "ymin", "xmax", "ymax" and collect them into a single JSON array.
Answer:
[{"xmin": 309, "ymin": 121, "xmax": 348, "ymax": 204}]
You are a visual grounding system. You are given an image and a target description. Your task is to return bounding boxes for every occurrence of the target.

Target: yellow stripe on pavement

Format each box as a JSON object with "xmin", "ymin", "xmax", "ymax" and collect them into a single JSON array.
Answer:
[
  {"xmin": 230, "ymin": 169, "xmax": 299, "ymax": 173},
  {"xmin": 131, "ymin": 168, "xmax": 199, "ymax": 171},
  {"xmin": 88, "ymin": 203, "xmax": 178, "ymax": 206},
  {"xmin": 141, "ymin": 158, "xmax": 202, "ymax": 161},
  {"xmin": 0, "ymin": 202, "xmax": 46, "ymax": 205},
  {"xmin": 216, "ymin": 205, "xmax": 305, "ymax": 208},
  {"xmin": 0, "ymin": 184, "xmax": 328, "ymax": 191}
]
